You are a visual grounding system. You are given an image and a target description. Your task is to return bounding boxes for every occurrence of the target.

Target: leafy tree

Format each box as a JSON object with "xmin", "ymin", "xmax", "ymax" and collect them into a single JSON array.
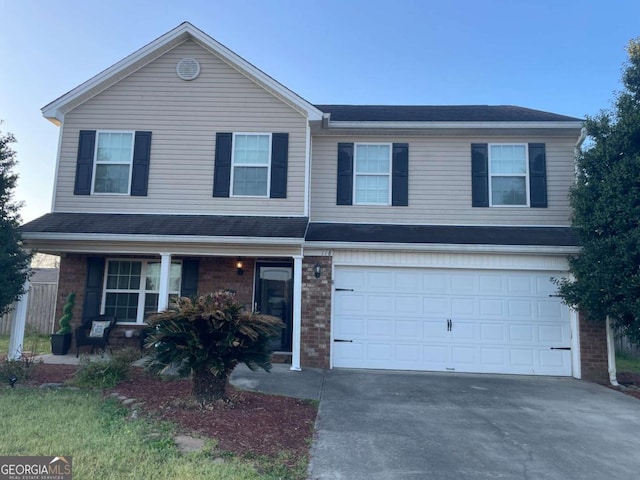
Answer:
[
  {"xmin": 556, "ymin": 38, "xmax": 640, "ymax": 344},
  {"xmin": 0, "ymin": 128, "xmax": 31, "ymax": 316},
  {"xmin": 144, "ymin": 291, "xmax": 283, "ymax": 402}
]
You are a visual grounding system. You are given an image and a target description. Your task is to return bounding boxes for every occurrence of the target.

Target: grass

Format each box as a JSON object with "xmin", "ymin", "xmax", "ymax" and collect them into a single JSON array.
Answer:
[
  {"xmin": 0, "ymin": 388, "xmax": 300, "ymax": 479},
  {"xmin": 0, "ymin": 333, "xmax": 51, "ymax": 357},
  {"xmin": 616, "ymin": 352, "xmax": 640, "ymax": 373}
]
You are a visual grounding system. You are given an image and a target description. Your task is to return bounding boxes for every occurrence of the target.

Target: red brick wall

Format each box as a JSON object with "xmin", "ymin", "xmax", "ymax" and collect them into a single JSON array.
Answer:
[
  {"xmin": 579, "ymin": 313, "xmax": 609, "ymax": 382},
  {"xmin": 197, "ymin": 257, "xmax": 255, "ymax": 309},
  {"xmin": 301, "ymin": 256, "xmax": 332, "ymax": 369},
  {"xmin": 55, "ymin": 254, "xmax": 90, "ymax": 331}
]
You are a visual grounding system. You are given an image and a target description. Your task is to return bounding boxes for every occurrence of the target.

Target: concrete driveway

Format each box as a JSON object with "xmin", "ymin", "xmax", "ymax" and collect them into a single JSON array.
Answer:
[{"xmin": 308, "ymin": 370, "xmax": 640, "ymax": 480}]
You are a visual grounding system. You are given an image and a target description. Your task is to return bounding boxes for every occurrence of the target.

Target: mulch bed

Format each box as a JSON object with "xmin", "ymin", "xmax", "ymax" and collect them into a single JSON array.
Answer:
[
  {"xmin": 25, "ymin": 364, "xmax": 317, "ymax": 461},
  {"xmin": 614, "ymin": 371, "xmax": 640, "ymax": 400}
]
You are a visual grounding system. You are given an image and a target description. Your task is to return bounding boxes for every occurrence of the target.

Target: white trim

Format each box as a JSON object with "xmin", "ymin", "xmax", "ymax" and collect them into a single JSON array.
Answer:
[
  {"xmin": 157, "ymin": 253, "xmax": 172, "ymax": 311},
  {"xmin": 306, "ymin": 220, "xmax": 572, "ymax": 228},
  {"xmin": 327, "ymin": 120, "xmax": 584, "ymax": 130},
  {"xmin": 606, "ymin": 317, "xmax": 619, "ymax": 386},
  {"xmin": 304, "ymin": 123, "xmax": 311, "ymax": 217},
  {"xmin": 230, "ymin": 133, "xmax": 272, "ymax": 198},
  {"xmin": 49, "ymin": 210, "xmax": 308, "ymax": 218},
  {"xmin": 290, "ymin": 255, "xmax": 303, "ymax": 371},
  {"xmin": 304, "ymin": 241, "xmax": 580, "ymax": 255},
  {"xmin": 22, "ymin": 232, "xmax": 304, "ymax": 245},
  {"xmin": 488, "ymin": 143, "xmax": 530, "ymax": 207},
  {"xmin": 570, "ymin": 308, "xmax": 581, "ymax": 379},
  {"xmin": 51, "ymin": 114, "xmax": 65, "ymax": 212},
  {"xmin": 42, "ymin": 22, "xmax": 323, "ymax": 123},
  {"xmin": 353, "ymin": 142, "xmax": 392, "ymax": 206},
  {"xmin": 91, "ymin": 130, "xmax": 135, "ymax": 195}
]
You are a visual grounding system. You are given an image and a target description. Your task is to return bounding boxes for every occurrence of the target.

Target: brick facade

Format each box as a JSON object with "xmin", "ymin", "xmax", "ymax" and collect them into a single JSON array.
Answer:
[
  {"xmin": 579, "ymin": 313, "xmax": 609, "ymax": 382},
  {"xmin": 197, "ymin": 257, "xmax": 255, "ymax": 308},
  {"xmin": 55, "ymin": 254, "xmax": 89, "ymax": 331},
  {"xmin": 300, "ymin": 256, "xmax": 332, "ymax": 369}
]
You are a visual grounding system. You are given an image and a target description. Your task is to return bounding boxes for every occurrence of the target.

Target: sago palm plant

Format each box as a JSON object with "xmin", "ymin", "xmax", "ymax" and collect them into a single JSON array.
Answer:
[{"xmin": 144, "ymin": 290, "xmax": 283, "ymax": 402}]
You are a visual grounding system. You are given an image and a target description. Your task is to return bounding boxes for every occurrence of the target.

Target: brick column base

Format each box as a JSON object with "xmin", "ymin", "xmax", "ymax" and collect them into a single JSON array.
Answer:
[{"xmin": 579, "ymin": 313, "xmax": 609, "ymax": 383}]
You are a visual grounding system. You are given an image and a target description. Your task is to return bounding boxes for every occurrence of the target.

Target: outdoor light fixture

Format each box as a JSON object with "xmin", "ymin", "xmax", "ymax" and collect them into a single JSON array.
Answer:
[
  {"xmin": 314, "ymin": 263, "xmax": 322, "ymax": 279},
  {"xmin": 236, "ymin": 258, "xmax": 244, "ymax": 276}
]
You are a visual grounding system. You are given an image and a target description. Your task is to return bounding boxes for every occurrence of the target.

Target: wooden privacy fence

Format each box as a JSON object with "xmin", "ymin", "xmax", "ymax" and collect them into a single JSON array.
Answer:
[
  {"xmin": 615, "ymin": 327, "xmax": 640, "ymax": 359},
  {"xmin": 0, "ymin": 282, "xmax": 58, "ymax": 335}
]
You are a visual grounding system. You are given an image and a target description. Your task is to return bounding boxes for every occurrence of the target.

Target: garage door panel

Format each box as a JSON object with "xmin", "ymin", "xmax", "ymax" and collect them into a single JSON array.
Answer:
[
  {"xmin": 368, "ymin": 295, "xmax": 394, "ymax": 314},
  {"xmin": 333, "ymin": 266, "xmax": 572, "ymax": 376},
  {"xmin": 396, "ymin": 320, "xmax": 422, "ymax": 338},
  {"xmin": 368, "ymin": 319, "xmax": 394, "ymax": 337}
]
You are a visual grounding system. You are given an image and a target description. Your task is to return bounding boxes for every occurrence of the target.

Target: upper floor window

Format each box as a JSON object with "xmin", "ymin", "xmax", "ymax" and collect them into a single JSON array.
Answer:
[
  {"xmin": 471, "ymin": 142, "xmax": 547, "ymax": 208},
  {"xmin": 74, "ymin": 130, "xmax": 152, "ymax": 197},
  {"xmin": 354, "ymin": 143, "xmax": 391, "ymax": 205},
  {"xmin": 213, "ymin": 132, "xmax": 289, "ymax": 199},
  {"xmin": 489, "ymin": 144, "xmax": 529, "ymax": 206},
  {"xmin": 231, "ymin": 134, "xmax": 271, "ymax": 196},
  {"xmin": 93, "ymin": 131, "xmax": 134, "ymax": 194}
]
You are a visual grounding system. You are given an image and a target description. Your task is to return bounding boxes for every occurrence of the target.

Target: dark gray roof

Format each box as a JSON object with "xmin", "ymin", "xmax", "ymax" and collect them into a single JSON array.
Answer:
[
  {"xmin": 315, "ymin": 105, "xmax": 583, "ymax": 123},
  {"xmin": 306, "ymin": 223, "xmax": 579, "ymax": 246},
  {"xmin": 21, "ymin": 213, "xmax": 309, "ymax": 239}
]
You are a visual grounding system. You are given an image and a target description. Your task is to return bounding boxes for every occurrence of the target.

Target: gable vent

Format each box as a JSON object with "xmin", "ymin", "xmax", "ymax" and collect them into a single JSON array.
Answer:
[{"xmin": 176, "ymin": 57, "xmax": 200, "ymax": 81}]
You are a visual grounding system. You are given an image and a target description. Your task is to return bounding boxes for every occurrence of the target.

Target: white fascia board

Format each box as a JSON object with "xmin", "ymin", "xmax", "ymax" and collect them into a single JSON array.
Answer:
[
  {"xmin": 22, "ymin": 232, "xmax": 304, "ymax": 246},
  {"xmin": 303, "ymin": 241, "xmax": 580, "ymax": 255},
  {"xmin": 327, "ymin": 120, "xmax": 584, "ymax": 130},
  {"xmin": 42, "ymin": 22, "xmax": 322, "ymax": 123}
]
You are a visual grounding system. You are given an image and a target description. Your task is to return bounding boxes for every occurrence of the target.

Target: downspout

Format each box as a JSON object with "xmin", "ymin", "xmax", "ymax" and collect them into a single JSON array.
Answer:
[
  {"xmin": 606, "ymin": 317, "xmax": 620, "ymax": 387},
  {"xmin": 574, "ymin": 126, "xmax": 587, "ymax": 177}
]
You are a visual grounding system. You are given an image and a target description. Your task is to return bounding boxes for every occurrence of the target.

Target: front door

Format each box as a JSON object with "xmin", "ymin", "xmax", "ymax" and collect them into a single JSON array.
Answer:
[{"xmin": 254, "ymin": 262, "xmax": 293, "ymax": 352}]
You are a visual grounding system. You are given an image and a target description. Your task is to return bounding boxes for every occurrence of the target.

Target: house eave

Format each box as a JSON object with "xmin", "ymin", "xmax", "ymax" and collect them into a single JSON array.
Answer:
[{"xmin": 326, "ymin": 120, "xmax": 584, "ymax": 130}]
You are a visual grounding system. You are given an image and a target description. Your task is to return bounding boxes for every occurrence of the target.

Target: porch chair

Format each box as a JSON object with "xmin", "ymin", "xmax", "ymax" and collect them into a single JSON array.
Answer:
[{"xmin": 75, "ymin": 315, "xmax": 117, "ymax": 357}]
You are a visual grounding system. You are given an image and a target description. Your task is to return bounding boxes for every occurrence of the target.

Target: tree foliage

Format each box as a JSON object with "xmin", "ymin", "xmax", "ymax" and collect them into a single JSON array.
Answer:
[
  {"xmin": 0, "ymin": 128, "xmax": 31, "ymax": 316},
  {"xmin": 557, "ymin": 38, "xmax": 640, "ymax": 344},
  {"xmin": 144, "ymin": 291, "xmax": 283, "ymax": 402}
]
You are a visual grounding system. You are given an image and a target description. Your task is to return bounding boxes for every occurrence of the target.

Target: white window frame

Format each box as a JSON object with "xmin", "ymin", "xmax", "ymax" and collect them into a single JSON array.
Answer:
[
  {"xmin": 101, "ymin": 259, "xmax": 182, "ymax": 325},
  {"xmin": 91, "ymin": 130, "xmax": 135, "ymax": 195},
  {"xmin": 488, "ymin": 143, "xmax": 530, "ymax": 207},
  {"xmin": 230, "ymin": 132, "xmax": 272, "ymax": 197},
  {"xmin": 353, "ymin": 142, "xmax": 392, "ymax": 206}
]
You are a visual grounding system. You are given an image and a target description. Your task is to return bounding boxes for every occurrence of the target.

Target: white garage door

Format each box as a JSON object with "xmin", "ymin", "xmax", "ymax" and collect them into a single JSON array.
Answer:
[{"xmin": 333, "ymin": 266, "xmax": 572, "ymax": 376}]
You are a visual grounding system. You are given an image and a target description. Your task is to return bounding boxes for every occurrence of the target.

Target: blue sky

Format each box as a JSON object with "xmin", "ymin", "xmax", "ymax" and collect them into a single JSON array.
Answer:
[{"xmin": 2, "ymin": 0, "xmax": 639, "ymax": 222}]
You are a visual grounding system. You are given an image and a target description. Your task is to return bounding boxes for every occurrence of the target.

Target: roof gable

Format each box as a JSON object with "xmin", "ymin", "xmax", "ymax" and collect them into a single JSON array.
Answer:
[{"xmin": 42, "ymin": 22, "xmax": 322, "ymax": 125}]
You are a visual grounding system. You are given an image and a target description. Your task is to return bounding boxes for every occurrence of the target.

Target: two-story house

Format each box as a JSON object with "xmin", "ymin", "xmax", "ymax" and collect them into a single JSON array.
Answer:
[{"xmin": 21, "ymin": 22, "xmax": 608, "ymax": 381}]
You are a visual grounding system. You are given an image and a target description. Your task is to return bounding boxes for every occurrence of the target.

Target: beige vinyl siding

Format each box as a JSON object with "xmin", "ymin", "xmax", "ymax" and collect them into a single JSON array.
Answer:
[
  {"xmin": 310, "ymin": 134, "xmax": 577, "ymax": 226},
  {"xmin": 54, "ymin": 40, "xmax": 307, "ymax": 216}
]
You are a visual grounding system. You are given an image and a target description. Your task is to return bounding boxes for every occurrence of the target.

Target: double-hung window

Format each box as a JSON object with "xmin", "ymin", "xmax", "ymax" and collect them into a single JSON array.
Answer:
[
  {"xmin": 93, "ymin": 131, "xmax": 134, "ymax": 194},
  {"xmin": 231, "ymin": 133, "xmax": 271, "ymax": 196},
  {"xmin": 354, "ymin": 143, "xmax": 391, "ymax": 205},
  {"xmin": 489, "ymin": 144, "xmax": 529, "ymax": 206},
  {"xmin": 103, "ymin": 259, "xmax": 182, "ymax": 324}
]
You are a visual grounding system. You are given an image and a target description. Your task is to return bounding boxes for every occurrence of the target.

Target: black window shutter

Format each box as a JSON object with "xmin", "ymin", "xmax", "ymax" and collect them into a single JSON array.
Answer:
[
  {"xmin": 180, "ymin": 258, "xmax": 199, "ymax": 297},
  {"xmin": 131, "ymin": 131, "xmax": 152, "ymax": 196},
  {"xmin": 213, "ymin": 133, "xmax": 233, "ymax": 197},
  {"xmin": 74, "ymin": 130, "xmax": 96, "ymax": 195},
  {"xmin": 270, "ymin": 133, "xmax": 289, "ymax": 198},
  {"xmin": 471, "ymin": 143, "xmax": 489, "ymax": 207},
  {"xmin": 337, "ymin": 143, "xmax": 354, "ymax": 205},
  {"xmin": 82, "ymin": 257, "xmax": 105, "ymax": 321},
  {"xmin": 392, "ymin": 143, "xmax": 409, "ymax": 206},
  {"xmin": 529, "ymin": 143, "xmax": 547, "ymax": 208}
]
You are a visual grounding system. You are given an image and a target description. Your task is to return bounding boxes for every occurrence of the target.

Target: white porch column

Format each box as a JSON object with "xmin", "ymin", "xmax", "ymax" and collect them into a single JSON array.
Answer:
[
  {"xmin": 157, "ymin": 253, "xmax": 172, "ymax": 312},
  {"xmin": 8, "ymin": 279, "xmax": 30, "ymax": 361},
  {"xmin": 291, "ymin": 255, "xmax": 303, "ymax": 371}
]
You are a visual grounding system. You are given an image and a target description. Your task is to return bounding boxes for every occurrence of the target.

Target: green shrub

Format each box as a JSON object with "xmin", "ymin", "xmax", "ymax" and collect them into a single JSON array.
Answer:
[
  {"xmin": 56, "ymin": 292, "xmax": 75, "ymax": 335},
  {"xmin": 0, "ymin": 355, "xmax": 41, "ymax": 383},
  {"xmin": 73, "ymin": 347, "xmax": 139, "ymax": 388}
]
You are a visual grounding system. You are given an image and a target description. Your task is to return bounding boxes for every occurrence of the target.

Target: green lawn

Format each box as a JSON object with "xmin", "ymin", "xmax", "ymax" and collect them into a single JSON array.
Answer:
[
  {"xmin": 0, "ymin": 333, "xmax": 51, "ymax": 357},
  {"xmin": 0, "ymin": 388, "xmax": 295, "ymax": 479},
  {"xmin": 616, "ymin": 352, "xmax": 640, "ymax": 374}
]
